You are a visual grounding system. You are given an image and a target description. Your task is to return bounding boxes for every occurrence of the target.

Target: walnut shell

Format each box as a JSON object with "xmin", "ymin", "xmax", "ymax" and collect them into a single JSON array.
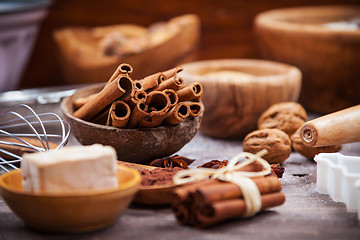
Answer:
[
  {"xmin": 291, "ymin": 128, "xmax": 342, "ymax": 159},
  {"xmin": 257, "ymin": 102, "xmax": 307, "ymax": 136},
  {"xmin": 243, "ymin": 129, "xmax": 291, "ymax": 164}
]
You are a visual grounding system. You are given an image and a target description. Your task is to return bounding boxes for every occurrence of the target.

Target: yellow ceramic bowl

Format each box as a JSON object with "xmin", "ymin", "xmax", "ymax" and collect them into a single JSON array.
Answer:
[{"xmin": 0, "ymin": 165, "xmax": 140, "ymax": 233}]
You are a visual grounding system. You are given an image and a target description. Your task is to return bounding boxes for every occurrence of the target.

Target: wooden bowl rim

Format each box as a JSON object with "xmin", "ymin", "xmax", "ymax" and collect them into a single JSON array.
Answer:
[
  {"xmin": 179, "ymin": 58, "xmax": 301, "ymax": 82},
  {"xmin": 54, "ymin": 14, "xmax": 200, "ymax": 68},
  {"xmin": 255, "ymin": 5, "xmax": 360, "ymax": 36},
  {"xmin": 0, "ymin": 165, "xmax": 141, "ymax": 198}
]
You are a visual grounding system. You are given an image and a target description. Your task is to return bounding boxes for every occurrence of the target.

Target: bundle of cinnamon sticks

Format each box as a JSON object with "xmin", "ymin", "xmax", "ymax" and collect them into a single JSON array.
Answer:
[
  {"xmin": 72, "ymin": 63, "xmax": 203, "ymax": 128},
  {"xmin": 172, "ymin": 171, "xmax": 285, "ymax": 228}
]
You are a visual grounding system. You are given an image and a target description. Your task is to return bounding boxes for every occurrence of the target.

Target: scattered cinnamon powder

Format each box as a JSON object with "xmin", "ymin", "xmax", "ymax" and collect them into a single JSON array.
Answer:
[{"xmin": 140, "ymin": 167, "xmax": 184, "ymax": 186}]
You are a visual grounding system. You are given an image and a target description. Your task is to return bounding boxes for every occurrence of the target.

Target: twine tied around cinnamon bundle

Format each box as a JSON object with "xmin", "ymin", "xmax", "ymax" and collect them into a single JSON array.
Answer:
[{"xmin": 173, "ymin": 149, "xmax": 271, "ymax": 217}]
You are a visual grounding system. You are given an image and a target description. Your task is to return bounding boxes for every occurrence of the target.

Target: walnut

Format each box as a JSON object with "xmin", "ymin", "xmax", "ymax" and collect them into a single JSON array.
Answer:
[
  {"xmin": 257, "ymin": 102, "xmax": 307, "ymax": 136},
  {"xmin": 243, "ymin": 129, "xmax": 291, "ymax": 164},
  {"xmin": 291, "ymin": 128, "xmax": 342, "ymax": 159}
]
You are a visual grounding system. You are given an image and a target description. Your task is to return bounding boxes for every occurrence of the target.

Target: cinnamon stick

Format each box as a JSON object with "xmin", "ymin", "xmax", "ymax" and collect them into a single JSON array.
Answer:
[
  {"xmin": 108, "ymin": 100, "xmax": 131, "ymax": 128},
  {"xmin": 194, "ymin": 176, "xmax": 282, "ymax": 203},
  {"xmin": 128, "ymin": 90, "xmax": 147, "ymax": 109},
  {"xmin": 92, "ymin": 107, "xmax": 110, "ymax": 125},
  {"xmin": 138, "ymin": 72, "xmax": 165, "ymax": 91},
  {"xmin": 146, "ymin": 91, "xmax": 170, "ymax": 112},
  {"xmin": 137, "ymin": 91, "xmax": 171, "ymax": 128},
  {"xmin": 73, "ymin": 64, "xmax": 134, "ymax": 109},
  {"xmin": 107, "ymin": 63, "xmax": 133, "ymax": 84},
  {"xmin": 73, "ymin": 93, "xmax": 97, "ymax": 110},
  {"xmin": 172, "ymin": 173, "xmax": 284, "ymax": 228},
  {"xmin": 163, "ymin": 102, "xmax": 190, "ymax": 125},
  {"xmin": 150, "ymin": 76, "xmax": 184, "ymax": 92},
  {"xmin": 73, "ymin": 75, "xmax": 134, "ymax": 121},
  {"xmin": 133, "ymin": 80, "xmax": 143, "ymax": 91},
  {"xmin": 162, "ymin": 66, "xmax": 183, "ymax": 79},
  {"xmin": 299, "ymin": 105, "xmax": 360, "ymax": 147},
  {"xmin": 173, "ymin": 180, "xmax": 216, "ymax": 204},
  {"xmin": 194, "ymin": 192, "xmax": 285, "ymax": 228},
  {"xmin": 134, "ymin": 90, "xmax": 147, "ymax": 102},
  {"xmin": 187, "ymin": 102, "xmax": 203, "ymax": 118},
  {"xmin": 162, "ymin": 89, "xmax": 178, "ymax": 108},
  {"xmin": 172, "ymin": 180, "xmax": 216, "ymax": 225},
  {"xmin": 176, "ymin": 82, "xmax": 203, "ymax": 102},
  {"xmin": 127, "ymin": 101, "xmax": 149, "ymax": 128}
]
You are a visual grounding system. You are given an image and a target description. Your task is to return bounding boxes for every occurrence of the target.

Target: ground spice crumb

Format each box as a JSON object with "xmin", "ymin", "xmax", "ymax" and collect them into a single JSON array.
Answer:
[{"xmin": 140, "ymin": 167, "xmax": 183, "ymax": 186}]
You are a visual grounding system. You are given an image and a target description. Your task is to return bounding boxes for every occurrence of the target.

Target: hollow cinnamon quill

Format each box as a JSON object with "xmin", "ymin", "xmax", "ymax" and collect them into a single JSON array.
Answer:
[
  {"xmin": 107, "ymin": 63, "xmax": 133, "ymax": 84},
  {"xmin": 172, "ymin": 180, "xmax": 216, "ymax": 225},
  {"xmin": 92, "ymin": 107, "xmax": 110, "ymax": 125},
  {"xmin": 187, "ymin": 102, "xmax": 203, "ymax": 118},
  {"xmin": 150, "ymin": 76, "xmax": 184, "ymax": 92},
  {"xmin": 73, "ymin": 75, "xmax": 134, "ymax": 121},
  {"xmin": 299, "ymin": 105, "xmax": 360, "ymax": 147},
  {"xmin": 127, "ymin": 101, "xmax": 149, "ymax": 128},
  {"xmin": 73, "ymin": 94, "xmax": 97, "ymax": 110},
  {"xmin": 72, "ymin": 64, "xmax": 134, "ymax": 109},
  {"xmin": 137, "ymin": 91, "xmax": 170, "ymax": 128},
  {"xmin": 133, "ymin": 80, "xmax": 143, "ymax": 91},
  {"xmin": 177, "ymin": 82, "xmax": 203, "ymax": 102},
  {"xmin": 128, "ymin": 90, "xmax": 147, "ymax": 109},
  {"xmin": 108, "ymin": 100, "xmax": 131, "ymax": 128},
  {"xmin": 138, "ymin": 72, "xmax": 165, "ymax": 91},
  {"xmin": 163, "ymin": 102, "xmax": 190, "ymax": 125},
  {"xmin": 163, "ymin": 89, "xmax": 178, "ymax": 108},
  {"xmin": 162, "ymin": 66, "xmax": 183, "ymax": 79}
]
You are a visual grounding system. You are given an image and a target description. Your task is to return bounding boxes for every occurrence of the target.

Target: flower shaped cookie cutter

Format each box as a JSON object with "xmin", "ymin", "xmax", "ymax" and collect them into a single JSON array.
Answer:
[{"xmin": 314, "ymin": 152, "xmax": 360, "ymax": 220}]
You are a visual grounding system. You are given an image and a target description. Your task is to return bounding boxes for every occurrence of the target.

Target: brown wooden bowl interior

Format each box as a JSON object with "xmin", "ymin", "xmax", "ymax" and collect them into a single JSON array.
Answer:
[
  {"xmin": 179, "ymin": 59, "xmax": 302, "ymax": 139},
  {"xmin": 54, "ymin": 14, "xmax": 200, "ymax": 84},
  {"xmin": 255, "ymin": 5, "xmax": 360, "ymax": 32},
  {"xmin": 255, "ymin": 5, "xmax": 360, "ymax": 114}
]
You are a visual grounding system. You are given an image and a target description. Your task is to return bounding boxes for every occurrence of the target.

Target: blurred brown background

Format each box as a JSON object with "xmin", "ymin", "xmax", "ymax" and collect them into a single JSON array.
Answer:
[{"xmin": 20, "ymin": 0, "xmax": 359, "ymax": 89}]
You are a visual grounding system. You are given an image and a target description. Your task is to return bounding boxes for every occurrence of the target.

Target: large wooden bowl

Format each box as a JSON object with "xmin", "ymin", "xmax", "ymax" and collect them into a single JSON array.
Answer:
[
  {"xmin": 179, "ymin": 59, "xmax": 301, "ymax": 139},
  {"xmin": 54, "ymin": 14, "xmax": 200, "ymax": 84},
  {"xmin": 61, "ymin": 84, "xmax": 202, "ymax": 164},
  {"xmin": 255, "ymin": 5, "xmax": 360, "ymax": 114},
  {"xmin": 0, "ymin": 165, "xmax": 140, "ymax": 233}
]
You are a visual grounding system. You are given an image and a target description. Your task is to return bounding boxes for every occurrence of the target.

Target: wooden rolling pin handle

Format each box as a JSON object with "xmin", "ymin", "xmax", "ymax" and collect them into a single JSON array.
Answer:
[
  {"xmin": 299, "ymin": 124, "xmax": 319, "ymax": 147},
  {"xmin": 299, "ymin": 105, "xmax": 360, "ymax": 147}
]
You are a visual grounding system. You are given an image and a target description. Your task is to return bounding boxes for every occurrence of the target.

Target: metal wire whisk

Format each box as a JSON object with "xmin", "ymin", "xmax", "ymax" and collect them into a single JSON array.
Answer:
[{"xmin": 0, "ymin": 104, "xmax": 70, "ymax": 172}]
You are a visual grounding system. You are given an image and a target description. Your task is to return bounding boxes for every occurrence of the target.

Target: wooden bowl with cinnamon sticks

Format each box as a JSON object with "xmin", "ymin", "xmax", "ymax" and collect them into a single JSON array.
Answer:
[{"xmin": 61, "ymin": 64, "xmax": 203, "ymax": 165}]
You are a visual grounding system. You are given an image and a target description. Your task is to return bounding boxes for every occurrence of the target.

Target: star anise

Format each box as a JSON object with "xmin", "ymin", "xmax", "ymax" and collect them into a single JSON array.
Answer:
[
  {"xmin": 198, "ymin": 159, "xmax": 285, "ymax": 178},
  {"xmin": 198, "ymin": 160, "xmax": 229, "ymax": 169},
  {"xmin": 270, "ymin": 163, "xmax": 285, "ymax": 178},
  {"xmin": 149, "ymin": 155, "xmax": 195, "ymax": 169}
]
